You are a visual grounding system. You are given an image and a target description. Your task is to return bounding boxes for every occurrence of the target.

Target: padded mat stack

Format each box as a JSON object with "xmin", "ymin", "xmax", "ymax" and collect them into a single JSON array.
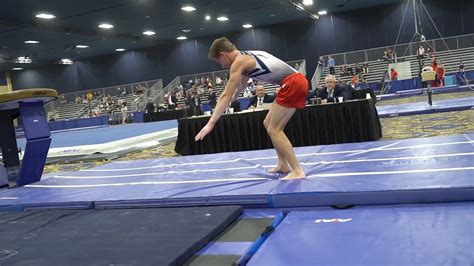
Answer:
[{"xmin": 0, "ymin": 206, "xmax": 241, "ymax": 265}]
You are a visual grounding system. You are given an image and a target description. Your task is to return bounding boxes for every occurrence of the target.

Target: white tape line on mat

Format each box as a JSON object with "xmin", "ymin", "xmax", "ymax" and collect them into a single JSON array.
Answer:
[
  {"xmin": 80, "ymin": 140, "xmax": 474, "ymax": 172},
  {"xmin": 25, "ymin": 177, "xmax": 271, "ymax": 188},
  {"xmin": 55, "ymin": 165, "xmax": 263, "ymax": 179}
]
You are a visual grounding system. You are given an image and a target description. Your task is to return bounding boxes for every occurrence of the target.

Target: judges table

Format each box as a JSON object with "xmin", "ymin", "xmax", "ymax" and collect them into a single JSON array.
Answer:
[{"xmin": 175, "ymin": 99, "xmax": 382, "ymax": 156}]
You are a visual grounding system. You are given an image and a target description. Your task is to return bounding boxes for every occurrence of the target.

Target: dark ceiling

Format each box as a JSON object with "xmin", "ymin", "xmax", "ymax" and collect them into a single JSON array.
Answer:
[{"xmin": 0, "ymin": 0, "xmax": 401, "ymax": 72}]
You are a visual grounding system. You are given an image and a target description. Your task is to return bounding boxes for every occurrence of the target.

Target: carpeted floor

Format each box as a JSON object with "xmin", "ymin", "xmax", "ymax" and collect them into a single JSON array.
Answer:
[{"xmin": 43, "ymin": 91, "xmax": 474, "ymax": 174}]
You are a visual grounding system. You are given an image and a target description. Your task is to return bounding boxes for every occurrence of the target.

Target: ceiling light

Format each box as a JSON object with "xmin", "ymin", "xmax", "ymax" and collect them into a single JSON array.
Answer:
[
  {"xmin": 12, "ymin": 67, "xmax": 24, "ymax": 71},
  {"xmin": 310, "ymin": 13, "xmax": 320, "ymax": 20},
  {"xmin": 98, "ymin": 23, "xmax": 114, "ymax": 29},
  {"xmin": 242, "ymin": 24, "xmax": 253, "ymax": 29},
  {"xmin": 60, "ymin": 58, "xmax": 73, "ymax": 65},
  {"xmin": 25, "ymin": 40, "xmax": 40, "ymax": 44},
  {"xmin": 291, "ymin": 2, "xmax": 305, "ymax": 11},
  {"xmin": 318, "ymin": 10, "xmax": 328, "ymax": 15},
  {"xmin": 303, "ymin": 0, "xmax": 313, "ymax": 6},
  {"xmin": 217, "ymin": 16, "xmax": 228, "ymax": 21},
  {"xmin": 35, "ymin": 13, "xmax": 56, "ymax": 19},
  {"xmin": 177, "ymin": 36, "xmax": 187, "ymax": 40},
  {"xmin": 181, "ymin": 6, "xmax": 196, "ymax": 12},
  {"xmin": 75, "ymin": 45, "xmax": 89, "ymax": 48},
  {"xmin": 182, "ymin": 29, "xmax": 191, "ymax": 33},
  {"xmin": 143, "ymin": 30, "xmax": 156, "ymax": 36},
  {"xmin": 16, "ymin": 57, "xmax": 32, "ymax": 64},
  {"xmin": 115, "ymin": 48, "xmax": 126, "ymax": 52},
  {"xmin": 205, "ymin": 15, "xmax": 211, "ymax": 20}
]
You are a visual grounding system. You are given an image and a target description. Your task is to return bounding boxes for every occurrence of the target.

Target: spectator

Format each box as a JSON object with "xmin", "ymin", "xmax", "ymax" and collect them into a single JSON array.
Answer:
[
  {"xmin": 215, "ymin": 75, "xmax": 222, "ymax": 85},
  {"xmin": 390, "ymin": 68, "xmax": 398, "ymax": 81},
  {"xmin": 60, "ymin": 95, "xmax": 67, "ymax": 104},
  {"xmin": 167, "ymin": 91, "xmax": 177, "ymax": 110},
  {"xmin": 145, "ymin": 99, "xmax": 155, "ymax": 114},
  {"xmin": 190, "ymin": 91, "xmax": 202, "ymax": 116},
  {"xmin": 317, "ymin": 56, "xmax": 324, "ymax": 76},
  {"xmin": 121, "ymin": 88, "xmax": 127, "ymax": 96},
  {"xmin": 383, "ymin": 50, "xmax": 390, "ymax": 61},
  {"xmin": 248, "ymin": 85, "xmax": 274, "ymax": 109},
  {"xmin": 318, "ymin": 75, "xmax": 353, "ymax": 103},
  {"xmin": 86, "ymin": 91, "xmax": 93, "ymax": 102},
  {"xmin": 434, "ymin": 65, "xmax": 445, "ymax": 87},
  {"xmin": 208, "ymin": 87, "xmax": 217, "ymax": 109},
  {"xmin": 121, "ymin": 101, "xmax": 128, "ymax": 124},
  {"xmin": 294, "ymin": 63, "xmax": 300, "ymax": 70},
  {"xmin": 456, "ymin": 62, "xmax": 468, "ymax": 85},
  {"xmin": 351, "ymin": 75, "xmax": 359, "ymax": 88},
  {"xmin": 418, "ymin": 45, "xmax": 426, "ymax": 59},
  {"xmin": 363, "ymin": 62, "xmax": 369, "ymax": 74},
  {"xmin": 327, "ymin": 56, "xmax": 335, "ymax": 75}
]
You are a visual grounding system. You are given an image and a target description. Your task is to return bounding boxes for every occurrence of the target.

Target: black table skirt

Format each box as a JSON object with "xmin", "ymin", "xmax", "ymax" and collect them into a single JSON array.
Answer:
[
  {"xmin": 144, "ymin": 108, "xmax": 189, "ymax": 122},
  {"xmin": 175, "ymin": 99, "xmax": 382, "ymax": 156}
]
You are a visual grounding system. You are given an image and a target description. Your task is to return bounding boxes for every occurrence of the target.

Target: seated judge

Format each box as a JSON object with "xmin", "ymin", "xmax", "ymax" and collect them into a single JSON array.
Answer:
[
  {"xmin": 248, "ymin": 85, "xmax": 274, "ymax": 109},
  {"xmin": 318, "ymin": 75, "xmax": 353, "ymax": 103}
]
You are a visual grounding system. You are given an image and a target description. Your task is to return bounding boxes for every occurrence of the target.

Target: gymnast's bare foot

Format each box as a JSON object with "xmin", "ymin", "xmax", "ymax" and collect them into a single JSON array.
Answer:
[
  {"xmin": 268, "ymin": 165, "xmax": 290, "ymax": 174},
  {"xmin": 280, "ymin": 170, "xmax": 306, "ymax": 180}
]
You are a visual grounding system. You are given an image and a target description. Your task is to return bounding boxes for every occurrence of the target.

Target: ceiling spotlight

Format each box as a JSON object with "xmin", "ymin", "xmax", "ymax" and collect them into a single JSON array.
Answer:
[
  {"xmin": 242, "ymin": 24, "xmax": 253, "ymax": 29},
  {"xmin": 143, "ymin": 30, "xmax": 156, "ymax": 36},
  {"xmin": 35, "ymin": 13, "xmax": 56, "ymax": 19},
  {"xmin": 217, "ymin": 16, "xmax": 229, "ymax": 21},
  {"xmin": 181, "ymin": 6, "xmax": 196, "ymax": 12},
  {"xmin": 302, "ymin": 0, "xmax": 313, "ymax": 5},
  {"xmin": 25, "ymin": 40, "xmax": 40, "ymax": 44},
  {"xmin": 115, "ymin": 48, "xmax": 126, "ymax": 52},
  {"xmin": 205, "ymin": 15, "xmax": 211, "ymax": 20},
  {"xmin": 182, "ymin": 29, "xmax": 191, "ymax": 33},
  {"xmin": 98, "ymin": 23, "xmax": 114, "ymax": 29},
  {"xmin": 310, "ymin": 13, "xmax": 320, "ymax": 20},
  {"xmin": 60, "ymin": 58, "xmax": 73, "ymax": 65},
  {"xmin": 12, "ymin": 67, "xmax": 24, "ymax": 71},
  {"xmin": 177, "ymin": 36, "xmax": 187, "ymax": 40},
  {"xmin": 291, "ymin": 2, "xmax": 305, "ymax": 11},
  {"xmin": 318, "ymin": 10, "xmax": 328, "ymax": 15},
  {"xmin": 75, "ymin": 45, "xmax": 89, "ymax": 48}
]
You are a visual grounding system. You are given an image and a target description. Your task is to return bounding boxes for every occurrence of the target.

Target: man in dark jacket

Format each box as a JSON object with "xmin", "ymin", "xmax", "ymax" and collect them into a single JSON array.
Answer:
[
  {"xmin": 248, "ymin": 85, "xmax": 274, "ymax": 108},
  {"xmin": 317, "ymin": 75, "xmax": 353, "ymax": 103}
]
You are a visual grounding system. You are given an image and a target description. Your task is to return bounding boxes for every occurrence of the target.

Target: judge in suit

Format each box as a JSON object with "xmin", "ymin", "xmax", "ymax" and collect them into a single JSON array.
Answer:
[
  {"xmin": 248, "ymin": 85, "xmax": 274, "ymax": 108},
  {"xmin": 317, "ymin": 75, "xmax": 353, "ymax": 103}
]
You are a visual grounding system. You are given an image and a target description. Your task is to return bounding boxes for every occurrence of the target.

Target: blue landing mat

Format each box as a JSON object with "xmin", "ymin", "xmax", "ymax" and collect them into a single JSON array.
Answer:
[
  {"xmin": 0, "ymin": 134, "xmax": 473, "ymax": 210},
  {"xmin": 15, "ymin": 120, "xmax": 177, "ymax": 149},
  {"xmin": 248, "ymin": 203, "xmax": 474, "ymax": 266},
  {"xmin": 377, "ymin": 96, "xmax": 474, "ymax": 118}
]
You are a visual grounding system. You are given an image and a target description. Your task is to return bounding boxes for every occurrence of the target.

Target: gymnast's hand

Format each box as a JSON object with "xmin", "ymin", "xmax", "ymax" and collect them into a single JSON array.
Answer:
[{"xmin": 195, "ymin": 122, "xmax": 215, "ymax": 141}]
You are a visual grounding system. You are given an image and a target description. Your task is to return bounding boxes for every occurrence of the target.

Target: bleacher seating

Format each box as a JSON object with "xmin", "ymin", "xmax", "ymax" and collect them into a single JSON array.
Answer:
[{"xmin": 317, "ymin": 46, "xmax": 474, "ymax": 90}]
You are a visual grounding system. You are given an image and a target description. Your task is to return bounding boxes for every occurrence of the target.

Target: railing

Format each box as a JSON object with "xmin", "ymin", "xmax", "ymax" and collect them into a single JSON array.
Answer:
[
  {"xmin": 44, "ymin": 79, "xmax": 162, "ymax": 112},
  {"xmin": 323, "ymin": 33, "xmax": 474, "ymax": 66},
  {"xmin": 311, "ymin": 64, "xmax": 322, "ymax": 91}
]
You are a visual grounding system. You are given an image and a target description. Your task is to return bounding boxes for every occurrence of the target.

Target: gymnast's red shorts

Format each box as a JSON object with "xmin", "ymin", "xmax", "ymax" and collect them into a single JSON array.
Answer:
[{"xmin": 276, "ymin": 72, "xmax": 308, "ymax": 109}]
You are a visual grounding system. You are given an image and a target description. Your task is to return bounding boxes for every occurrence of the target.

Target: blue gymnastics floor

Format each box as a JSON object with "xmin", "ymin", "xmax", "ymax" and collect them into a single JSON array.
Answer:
[
  {"xmin": 377, "ymin": 96, "xmax": 474, "ymax": 118},
  {"xmin": 0, "ymin": 134, "xmax": 473, "ymax": 211},
  {"xmin": 248, "ymin": 202, "xmax": 474, "ymax": 266},
  {"xmin": 15, "ymin": 120, "xmax": 177, "ymax": 149}
]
